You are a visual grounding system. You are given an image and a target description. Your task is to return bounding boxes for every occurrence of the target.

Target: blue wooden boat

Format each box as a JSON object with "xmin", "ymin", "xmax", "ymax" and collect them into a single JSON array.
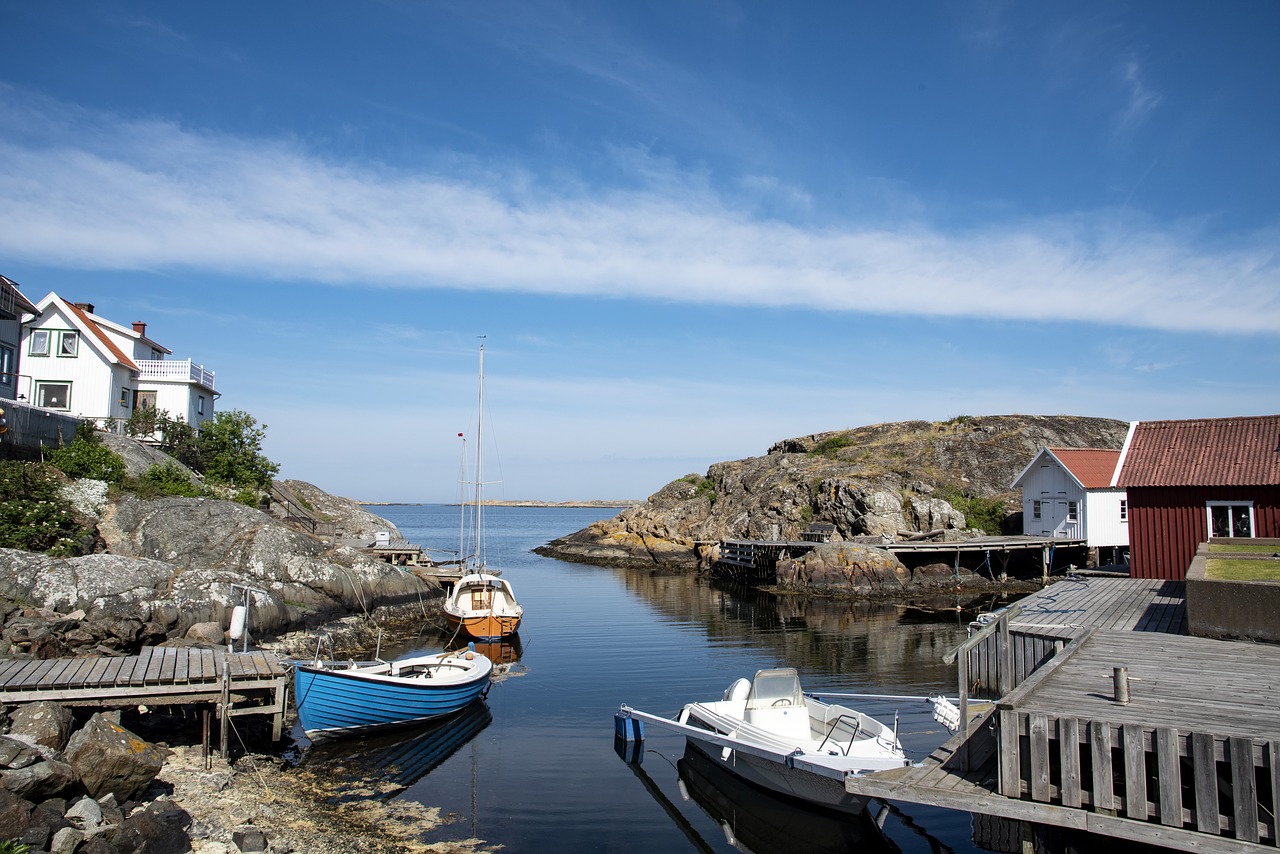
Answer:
[{"xmin": 293, "ymin": 648, "xmax": 492, "ymax": 741}]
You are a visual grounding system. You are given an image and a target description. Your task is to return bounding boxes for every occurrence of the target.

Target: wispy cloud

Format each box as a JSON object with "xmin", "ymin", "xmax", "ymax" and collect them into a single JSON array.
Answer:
[
  {"xmin": 1, "ymin": 91, "xmax": 1275, "ymax": 335},
  {"xmin": 1115, "ymin": 57, "xmax": 1162, "ymax": 135}
]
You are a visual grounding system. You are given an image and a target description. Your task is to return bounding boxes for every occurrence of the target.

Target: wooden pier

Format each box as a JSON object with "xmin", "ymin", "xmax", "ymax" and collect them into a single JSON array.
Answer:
[
  {"xmin": 0, "ymin": 646, "xmax": 289, "ymax": 753},
  {"xmin": 847, "ymin": 577, "xmax": 1279, "ymax": 851},
  {"xmin": 712, "ymin": 535, "xmax": 1089, "ymax": 584}
]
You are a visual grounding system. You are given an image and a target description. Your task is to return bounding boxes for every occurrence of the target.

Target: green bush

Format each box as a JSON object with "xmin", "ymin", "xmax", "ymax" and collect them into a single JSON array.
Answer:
[
  {"xmin": 140, "ymin": 462, "xmax": 204, "ymax": 498},
  {"xmin": 0, "ymin": 461, "xmax": 91, "ymax": 555},
  {"xmin": 809, "ymin": 434, "xmax": 856, "ymax": 459},
  {"xmin": 197, "ymin": 410, "xmax": 280, "ymax": 489},
  {"xmin": 939, "ymin": 489, "xmax": 1007, "ymax": 536},
  {"xmin": 46, "ymin": 423, "xmax": 126, "ymax": 484},
  {"xmin": 0, "ymin": 840, "xmax": 31, "ymax": 854}
]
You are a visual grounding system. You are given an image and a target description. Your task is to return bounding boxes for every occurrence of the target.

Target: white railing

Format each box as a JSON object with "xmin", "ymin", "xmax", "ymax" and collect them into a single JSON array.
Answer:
[{"xmin": 136, "ymin": 359, "xmax": 215, "ymax": 390}]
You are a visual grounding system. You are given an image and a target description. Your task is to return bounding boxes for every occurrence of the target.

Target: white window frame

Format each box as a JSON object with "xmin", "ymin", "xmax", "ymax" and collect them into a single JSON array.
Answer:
[
  {"xmin": 36, "ymin": 381, "xmax": 71, "ymax": 410},
  {"xmin": 0, "ymin": 344, "xmax": 12, "ymax": 386},
  {"xmin": 1032, "ymin": 500, "xmax": 1041, "ymax": 519},
  {"xmin": 1119, "ymin": 499, "xmax": 1128, "ymax": 523},
  {"xmin": 1207, "ymin": 501, "xmax": 1255, "ymax": 539},
  {"xmin": 59, "ymin": 331, "xmax": 79, "ymax": 357},
  {"xmin": 1067, "ymin": 501, "xmax": 1079, "ymax": 522},
  {"xmin": 29, "ymin": 329, "xmax": 49, "ymax": 356}
]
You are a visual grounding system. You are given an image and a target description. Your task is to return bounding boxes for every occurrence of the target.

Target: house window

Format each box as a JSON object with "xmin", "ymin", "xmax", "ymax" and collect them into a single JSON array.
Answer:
[
  {"xmin": 1208, "ymin": 502, "xmax": 1254, "ymax": 538},
  {"xmin": 29, "ymin": 329, "xmax": 49, "ymax": 356},
  {"xmin": 134, "ymin": 390, "xmax": 156, "ymax": 411},
  {"xmin": 59, "ymin": 331, "xmax": 79, "ymax": 357},
  {"xmin": 36, "ymin": 382, "xmax": 70, "ymax": 410},
  {"xmin": 1032, "ymin": 500, "xmax": 1041, "ymax": 519},
  {"xmin": 120, "ymin": 388, "xmax": 131, "ymax": 408},
  {"xmin": 197, "ymin": 395, "xmax": 205, "ymax": 415},
  {"xmin": 1119, "ymin": 500, "xmax": 1128, "ymax": 523},
  {"xmin": 0, "ymin": 345, "xmax": 12, "ymax": 386},
  {"xmin": 1067, "ymin": 501, "xmax": 1078, "ymax": 522}
]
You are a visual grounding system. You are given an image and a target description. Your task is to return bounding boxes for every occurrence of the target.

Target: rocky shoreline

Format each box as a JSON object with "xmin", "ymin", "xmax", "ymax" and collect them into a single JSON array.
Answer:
[{"xmin": 1, "ymin": 614, "xmax": 497, "ymax": 854}]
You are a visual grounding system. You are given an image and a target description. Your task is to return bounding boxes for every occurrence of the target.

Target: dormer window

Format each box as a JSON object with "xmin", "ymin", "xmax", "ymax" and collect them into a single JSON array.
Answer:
[{"xmin": 59, "ymin": 331, "xmax": 79, "ymax": 357}]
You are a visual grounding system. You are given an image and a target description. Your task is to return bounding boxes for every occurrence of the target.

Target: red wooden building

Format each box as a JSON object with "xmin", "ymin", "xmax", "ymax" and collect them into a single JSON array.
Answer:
[{"xmin": 1115, "ymin": 414, "xmax": 1280, "ymax": 579}]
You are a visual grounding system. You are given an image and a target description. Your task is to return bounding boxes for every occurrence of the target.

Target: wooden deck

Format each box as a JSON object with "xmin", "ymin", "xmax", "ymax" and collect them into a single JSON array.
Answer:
[
  {"xmin": 0, "ymin": 646, "xmax": 290, "ymax": 747},
  {"xmin": 850, "ymin": 579, "xmax": 1279, "ymax": 851}
]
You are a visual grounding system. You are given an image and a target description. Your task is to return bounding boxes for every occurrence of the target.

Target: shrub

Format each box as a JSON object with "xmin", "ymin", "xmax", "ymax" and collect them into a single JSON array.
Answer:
[
  {"xmin": 0, "ymin": 461, "xmax": 91, "ymax": 555},
  {"xmin": 140, "ymin": 462, "xmax": 204, "ymax": 498},
  {"xmin": 46, "ymin": 423, "xmax": 126, "ymax": 484},
  {"xmin": 939, "ymin": 489, "xmax": 1008, "ymax": 536},
  {"xmin": 197, "ymin": 410, "xmax": 279, "ymax": 489},
  {"xmin": 809, "ymin": 434, "xmax": 856, "ymax": 459}
]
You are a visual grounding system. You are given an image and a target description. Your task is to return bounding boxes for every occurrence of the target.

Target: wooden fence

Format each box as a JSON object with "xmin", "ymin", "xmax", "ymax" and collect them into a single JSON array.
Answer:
[{"xmin": 998, "ymin": 710, "xmax": 1280, "ymax": 844}]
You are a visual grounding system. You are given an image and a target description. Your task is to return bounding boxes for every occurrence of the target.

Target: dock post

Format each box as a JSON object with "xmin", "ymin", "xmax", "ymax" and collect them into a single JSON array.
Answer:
[{"xmin": 220, "ymin": 667, "xmax": 230, "ymax": 760}]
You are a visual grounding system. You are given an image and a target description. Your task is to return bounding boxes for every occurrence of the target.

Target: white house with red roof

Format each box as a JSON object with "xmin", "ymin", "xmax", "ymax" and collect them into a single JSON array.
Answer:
[
  {"xmin": 19, "ymin": 293, "xmax": 216, "ymax": 430},
  {"xmin": 1011, "ymin": 447, "xmax": 1129, "ymax": 562}
]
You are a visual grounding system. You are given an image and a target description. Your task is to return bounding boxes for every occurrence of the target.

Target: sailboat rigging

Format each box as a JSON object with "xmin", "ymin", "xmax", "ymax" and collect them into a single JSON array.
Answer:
[{"xmin": 443, "ymin": 345, "xmax": 524, "ymax": 641}]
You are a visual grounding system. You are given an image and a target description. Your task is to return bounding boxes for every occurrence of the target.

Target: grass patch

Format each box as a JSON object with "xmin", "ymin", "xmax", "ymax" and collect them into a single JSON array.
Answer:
[
  {"xmin": 1208, "ymin": 542, "xmax": 1280, "ymax": 556},
  {"xmin": 1205, "ymin": 559, "xmax": 1280, "ymax": 581}
]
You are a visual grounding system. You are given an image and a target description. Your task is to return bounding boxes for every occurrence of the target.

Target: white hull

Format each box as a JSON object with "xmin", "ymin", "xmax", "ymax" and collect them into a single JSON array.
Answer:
[
  {"xmin": 685, "ymin": 735, "xmax": 872, "ymax": 814},
  {"xmin": 621, "ymin": 667, "xmax": 908, "ymax": 816}
]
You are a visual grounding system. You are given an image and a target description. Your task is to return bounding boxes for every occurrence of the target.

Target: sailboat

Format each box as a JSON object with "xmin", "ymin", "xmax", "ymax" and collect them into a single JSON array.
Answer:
[{"xmin": 443, "ymin": 345, "xmax": 524, "ymax": 642}]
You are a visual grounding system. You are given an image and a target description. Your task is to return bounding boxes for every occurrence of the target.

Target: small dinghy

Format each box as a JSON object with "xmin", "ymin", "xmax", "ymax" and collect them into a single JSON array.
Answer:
[
  {"xmin": 293, "ymin": 647, "xmax": 492, "ymax": 741},
  {"xmin": 618, "ymin": 667, "xmax": 908, "ymax": 814}
]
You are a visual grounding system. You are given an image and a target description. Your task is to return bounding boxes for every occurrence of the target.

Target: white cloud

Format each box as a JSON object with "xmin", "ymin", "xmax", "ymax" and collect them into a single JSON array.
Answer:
[{"xmin": 1, "ymin": 93, "xmax": 1276, "ymax": 335}]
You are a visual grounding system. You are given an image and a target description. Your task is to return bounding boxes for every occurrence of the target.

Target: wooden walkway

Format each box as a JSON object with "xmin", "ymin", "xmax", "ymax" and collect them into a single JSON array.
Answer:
[
  {"xmin": 849, "ymin": 580, "xmax": 1279, "ymax": 852},
  {"xmin": 0, "ymin": 646, "xmax": 289, "ymax": 745}
]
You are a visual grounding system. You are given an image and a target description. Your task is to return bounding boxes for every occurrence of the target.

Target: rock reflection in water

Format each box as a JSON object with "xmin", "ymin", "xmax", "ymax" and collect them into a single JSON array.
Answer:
[
  {"xmin": 301, "ymin": 701, "xmax": 492, "ymax": 804},
  {"xmin": 616, "ymin": 572, "xmax": 1003, "ymax": 690}
]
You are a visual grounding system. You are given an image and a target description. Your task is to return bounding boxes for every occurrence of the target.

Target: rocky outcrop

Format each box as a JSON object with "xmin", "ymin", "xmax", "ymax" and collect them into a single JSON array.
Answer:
[
  {"xmin": 538, "ymin": 414, "xmax": 1129, "ymax": 573},
  {"xmin": 1, "ymin": 447, "xmax": 439, "ymax": 654}
]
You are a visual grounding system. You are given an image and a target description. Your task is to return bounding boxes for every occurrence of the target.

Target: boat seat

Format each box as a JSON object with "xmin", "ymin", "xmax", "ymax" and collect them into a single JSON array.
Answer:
[{"xmin": 743, "ymin": 668, "xmax": 810, "ymax": 741}]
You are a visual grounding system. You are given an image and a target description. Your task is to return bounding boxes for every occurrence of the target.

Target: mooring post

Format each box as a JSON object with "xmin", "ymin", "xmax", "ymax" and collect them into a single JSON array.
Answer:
[{"xmin": 1113, "ymin": 666, "xmax": 1130, "ymax": 705}]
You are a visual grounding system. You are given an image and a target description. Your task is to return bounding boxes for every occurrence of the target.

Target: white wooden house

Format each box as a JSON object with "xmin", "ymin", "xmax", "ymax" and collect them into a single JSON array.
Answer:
[
  {"xmin": 20, "ymin": 293, "xmax": 217, "ymax": 430},
  {"xmin": 0, "ymin": 275, "xmax": 40, "ymax": 402},
  {"xmin": 1011, "ymin": 447, "xmax": 1129, "ymax": 564}
]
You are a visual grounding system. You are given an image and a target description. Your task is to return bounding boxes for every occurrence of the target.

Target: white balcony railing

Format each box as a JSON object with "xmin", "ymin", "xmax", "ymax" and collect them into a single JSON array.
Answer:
[{"xmin": 136, "ymin": 359, "xmax": 215, "ymax": 390}]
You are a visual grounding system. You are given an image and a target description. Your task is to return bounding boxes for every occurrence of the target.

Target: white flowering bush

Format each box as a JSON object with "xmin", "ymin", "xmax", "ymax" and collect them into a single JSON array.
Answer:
[{"xmin": 61, "ymin": 477, "xmax": 110, "ymax": 518}]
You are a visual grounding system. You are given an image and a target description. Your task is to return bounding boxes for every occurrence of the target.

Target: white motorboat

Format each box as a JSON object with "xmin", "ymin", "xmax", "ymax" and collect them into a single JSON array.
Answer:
[{"xmin": 618, "ymin": 667, "xmax": 909, "ymax": 814}]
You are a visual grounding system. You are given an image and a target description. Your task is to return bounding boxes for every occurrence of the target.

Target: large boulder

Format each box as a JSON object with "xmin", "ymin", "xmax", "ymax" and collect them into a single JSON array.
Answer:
[
  {"xmin": 1, "ymin": 757, "xmax": 80, "ymax": 800},
  {"xmin": 9, "ymin": 701, "xmax": 76, "ymax": 751},
  {"xmin": 65, "ymin": 713, "xmax": 167, "ymax": 802},
  {"xmin": 776, "ymin": 543, "xmax": 910, "ymax": 593}
]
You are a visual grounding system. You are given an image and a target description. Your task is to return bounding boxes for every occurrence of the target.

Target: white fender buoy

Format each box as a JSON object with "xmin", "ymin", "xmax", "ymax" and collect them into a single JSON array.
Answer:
[{"xmin": 229, "ymin": 605, "xmax": 247, "ymax": 640}]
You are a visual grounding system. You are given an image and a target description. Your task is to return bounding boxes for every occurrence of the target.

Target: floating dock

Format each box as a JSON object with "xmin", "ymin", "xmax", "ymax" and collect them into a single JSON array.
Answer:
[{"xmin": 846, "ymin": 576, "xmax": 1279, "ymax": 852}]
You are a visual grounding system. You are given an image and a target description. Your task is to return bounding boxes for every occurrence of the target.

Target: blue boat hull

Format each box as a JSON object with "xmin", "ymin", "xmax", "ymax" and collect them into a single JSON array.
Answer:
[{"xmin": 293, "ymin": 656, "xmax": 491, "ymax": 740}]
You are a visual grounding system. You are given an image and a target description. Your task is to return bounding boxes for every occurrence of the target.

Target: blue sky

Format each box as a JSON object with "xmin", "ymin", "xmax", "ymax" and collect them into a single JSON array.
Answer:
[{"xmin": 2, "ymin": 2, "xmax": 1277, "ymax": 503}]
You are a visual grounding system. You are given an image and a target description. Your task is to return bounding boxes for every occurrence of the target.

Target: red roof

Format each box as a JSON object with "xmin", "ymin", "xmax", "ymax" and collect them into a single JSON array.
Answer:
[
  {"xmin": 1117, "ymin": 415, "xmax": 1280, "ymax": 488},
  {"xmin": 64, "ymin": 300, "xmax": 139, "ymax": 372},
  {"xmin": 1049, "ymin": 448, "xmax": 1121, "ymax": 489}
]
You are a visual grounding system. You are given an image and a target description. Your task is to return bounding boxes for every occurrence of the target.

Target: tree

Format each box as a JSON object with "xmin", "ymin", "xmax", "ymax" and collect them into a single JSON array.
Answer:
[{"xmin": 196, "ymin": 410, "xmax": 279, "ymax": 489}]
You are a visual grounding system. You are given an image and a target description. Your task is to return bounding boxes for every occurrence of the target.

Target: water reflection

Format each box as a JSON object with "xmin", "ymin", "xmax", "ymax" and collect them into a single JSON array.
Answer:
[
  {"xmin": 446, "ymin": 633, "xmax": 524, "ymax": 666},
  {"xmin": 673, "ymin": 742, "xmax": 894, "ymax": 854},
  {"xmin": 301, "ymin": 701, "xmax": 492, "ymax": 803}
]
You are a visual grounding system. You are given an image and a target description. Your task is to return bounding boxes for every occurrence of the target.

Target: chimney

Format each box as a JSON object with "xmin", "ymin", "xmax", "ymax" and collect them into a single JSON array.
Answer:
[
  {"xmin": 132, "ymin": 321, "xmax": 147, "ymax": 336},
  {"xmin": 73, "ymin": 302, "xmax": 95, "ymax": 314}
]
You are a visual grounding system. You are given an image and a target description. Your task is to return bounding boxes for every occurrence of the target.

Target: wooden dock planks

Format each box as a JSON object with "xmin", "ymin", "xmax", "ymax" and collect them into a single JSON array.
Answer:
[{"xmin": 0, "ymin": 647, "xmax": 287, "ymax": 703}]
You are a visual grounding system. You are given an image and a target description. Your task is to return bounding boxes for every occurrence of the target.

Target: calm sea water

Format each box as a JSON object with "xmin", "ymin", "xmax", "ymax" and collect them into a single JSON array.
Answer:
[{"xmin": 300, "ymin": 505, "xmax": 1003, "ymax": 853}]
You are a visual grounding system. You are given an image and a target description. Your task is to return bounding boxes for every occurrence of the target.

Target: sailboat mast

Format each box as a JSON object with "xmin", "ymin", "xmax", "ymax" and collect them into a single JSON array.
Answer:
[{"xmin": 474, "ymin": 344, "xmax": 485, "ymax": 571}]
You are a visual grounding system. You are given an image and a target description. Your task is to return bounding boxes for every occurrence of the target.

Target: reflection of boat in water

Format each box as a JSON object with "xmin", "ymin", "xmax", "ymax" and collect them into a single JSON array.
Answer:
[
  {"xmin": 621, "ymin": 667, "xmax": 907, "ymax": 814},
  {"xmin": 293, "ymin": 647, "xmax": 491, "ymax": 741},
  {"xmin": 303, "ymin": 701, "xmax": 492, "ymax": 800},
  {"xmin": 677, "ymin": 743, "xmax": 895, "ymax": 854},
  {"xmin": 447, "ymin": 632, "xmax": 523, "ymax": 665}
]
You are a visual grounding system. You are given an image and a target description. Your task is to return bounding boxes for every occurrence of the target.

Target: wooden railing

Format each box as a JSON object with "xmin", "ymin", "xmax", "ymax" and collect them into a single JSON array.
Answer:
[
  {"xmin": 997, "ymin": 696, "xmax": 1280, "ymax": 843},
  {"xmin": 136, "ymin": 359, "xmax": 216, "ymax": 391}
]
